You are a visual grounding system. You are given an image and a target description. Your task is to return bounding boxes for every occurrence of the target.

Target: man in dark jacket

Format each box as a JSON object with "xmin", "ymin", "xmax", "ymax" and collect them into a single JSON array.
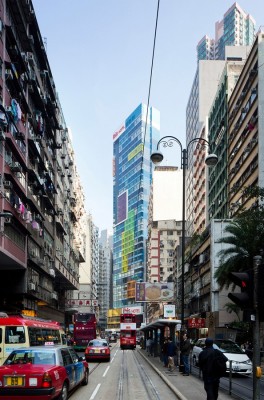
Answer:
[
  {"xmin": 199, "ymin": 338, "xmax": 228, "ymax": 400},
  {"xmin": 180, "ymin": 333, "xmax": 192, "ymax": 376}
]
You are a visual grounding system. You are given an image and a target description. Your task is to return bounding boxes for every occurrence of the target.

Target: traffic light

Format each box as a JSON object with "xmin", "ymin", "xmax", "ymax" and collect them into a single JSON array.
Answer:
[
  {"xmin": 228, "ymin": 270, "xmax": 254, "ymax": 310},
  {"xmin": 257, "ymin": 263, "xmax": 264, "ymax": 321}
]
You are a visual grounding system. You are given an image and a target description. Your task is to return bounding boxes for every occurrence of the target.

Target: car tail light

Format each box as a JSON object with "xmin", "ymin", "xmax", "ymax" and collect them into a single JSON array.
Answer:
[{"xmin": 42, "ymin": 372, "xmax": 52, "ymax": 388}]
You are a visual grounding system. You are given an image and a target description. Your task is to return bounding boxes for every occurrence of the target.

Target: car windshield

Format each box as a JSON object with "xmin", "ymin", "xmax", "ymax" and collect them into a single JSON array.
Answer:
[
  {"xmin": 4, "ymin": 350, "xmax": 56, "ymax": 365},
  {"xmin": 214, "ymin": 340, "xmax": 244, "ymax": 354},
  {"xmin": 89, "ymin": 340, "xmax": 108, "ymax": 347}
]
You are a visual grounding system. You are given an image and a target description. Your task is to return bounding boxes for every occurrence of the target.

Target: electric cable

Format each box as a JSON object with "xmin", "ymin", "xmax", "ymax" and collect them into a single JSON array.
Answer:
[{"xmin": 130, "ymin": 0, "xmax": 160, "ymax": 273}]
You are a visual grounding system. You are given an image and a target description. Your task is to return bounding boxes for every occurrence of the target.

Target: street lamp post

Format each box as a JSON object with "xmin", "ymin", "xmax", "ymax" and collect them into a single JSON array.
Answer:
[{"xmin": 151, "ymin": 136, "xmax": 217, "ymax": 331}]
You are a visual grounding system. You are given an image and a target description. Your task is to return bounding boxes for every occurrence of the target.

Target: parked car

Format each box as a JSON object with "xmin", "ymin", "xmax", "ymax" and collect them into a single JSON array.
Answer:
[
  {"xmin": 192, "ymin": 338, "xmax": 252, "ymax": 375},
  {"xmin": 85, "ymin": 339, "xmax": 111, "ymax": 362},
  {"xmin": 0, "ymin": 345, "xmax": 89, "ymax": 400}
]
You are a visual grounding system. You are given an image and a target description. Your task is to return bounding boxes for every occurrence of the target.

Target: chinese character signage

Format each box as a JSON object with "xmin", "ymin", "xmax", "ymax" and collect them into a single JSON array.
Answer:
[
  {"xmin": 65, "ymin": 299, "xmax": 98, "ymax": 307},
  {"xmin": 122, "ymin": 306, "xmax": 142, "ymax": 314},
  {"xmin": 188, "ymin": 317, "xmax": 206, "ymax": 328}
]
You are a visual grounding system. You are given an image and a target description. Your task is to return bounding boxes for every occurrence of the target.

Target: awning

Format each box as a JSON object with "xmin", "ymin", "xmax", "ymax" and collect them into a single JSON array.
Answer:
[{"xmin": 140, "ymin": 318, "xmax": 181, "ymax": 331}]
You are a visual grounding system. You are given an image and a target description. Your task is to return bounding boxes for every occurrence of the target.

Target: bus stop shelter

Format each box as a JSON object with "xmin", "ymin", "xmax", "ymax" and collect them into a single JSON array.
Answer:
[{"xmin": 140, "ymin": 319, "xmax": 181, "ymax": 356}]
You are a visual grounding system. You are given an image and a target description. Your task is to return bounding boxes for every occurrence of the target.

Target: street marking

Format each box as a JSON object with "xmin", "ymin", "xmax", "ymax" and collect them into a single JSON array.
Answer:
[
  {"xmin": 103, "ymin": 366, "xmax": 110, "ymax": 377},
  {"xmin": 89, "ymin": 383, "xmax": 101, "ymax": 399}
]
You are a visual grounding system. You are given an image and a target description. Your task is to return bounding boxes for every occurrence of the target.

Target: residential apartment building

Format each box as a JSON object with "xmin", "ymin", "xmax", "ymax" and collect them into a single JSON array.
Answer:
[
  {"xmin": 187, "ymin": 3, "xmax": 256, "ymax": 240},
  {"xmin": 185, "ymin": 30, "xmax": 264, "ymax": 339},
  {"xmin": 197, "ymin": 2, "xmax": 255, "ymax": 61},
  {"xmin": 113, "ymin": 104, "xmax": 160, "ymax": 308},
  {"xmin": 0, "ymin": 0, "xmax": 86, "ymax": 323},
  {"xmin": 147, "ymin": 166, "xmax": 182, "ymax": 282},
  {"xmin": 208, "ymin": 60, "xmax": 246, "ymax": 219},
  {"xmin": 186, "ymin": 60, "xmax": 226, "ymax": 237}
]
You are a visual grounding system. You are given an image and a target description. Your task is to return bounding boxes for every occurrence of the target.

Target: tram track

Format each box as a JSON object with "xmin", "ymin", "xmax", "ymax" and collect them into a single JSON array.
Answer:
[{"xmin": 116, "ymin": 349, "xmax": 163, "ymax": 400}]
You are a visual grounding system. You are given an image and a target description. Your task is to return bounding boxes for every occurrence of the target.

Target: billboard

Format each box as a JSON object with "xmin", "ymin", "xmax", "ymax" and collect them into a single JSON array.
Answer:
[{"xmin": 135, "ymin": 282, "xmax": 174, "ymax": 302}]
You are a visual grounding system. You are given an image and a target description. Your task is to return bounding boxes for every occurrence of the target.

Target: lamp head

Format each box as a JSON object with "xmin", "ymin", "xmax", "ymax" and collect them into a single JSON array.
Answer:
[
  {"xmin": 150, "ymin": 150, "xmax": 164, "ymax": 165},
  {"xmin": 205, "ymin": 153, "xmax": 218, "ymax": 167}
]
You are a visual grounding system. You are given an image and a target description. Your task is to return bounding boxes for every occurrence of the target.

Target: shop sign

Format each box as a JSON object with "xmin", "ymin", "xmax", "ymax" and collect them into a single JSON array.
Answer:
[{"xmin": 188, "ymin": 317, "xmax": 205, "ymax": 328}]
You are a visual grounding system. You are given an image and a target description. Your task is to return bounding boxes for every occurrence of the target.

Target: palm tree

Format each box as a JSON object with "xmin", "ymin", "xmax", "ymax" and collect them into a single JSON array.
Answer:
[
  {"xmin": 214, "ymin": 187, "xmax": 264, "ymax": 290},
  {"xmin": 224, "ymin": 302, "xmax": 241, "ymax": 321}
]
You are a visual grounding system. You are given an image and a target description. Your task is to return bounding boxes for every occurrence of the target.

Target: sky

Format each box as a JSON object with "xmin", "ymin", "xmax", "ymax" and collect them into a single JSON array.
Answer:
[{"xmin": 32, "ymin": 0, "xmax": 263, "ymax": 232}]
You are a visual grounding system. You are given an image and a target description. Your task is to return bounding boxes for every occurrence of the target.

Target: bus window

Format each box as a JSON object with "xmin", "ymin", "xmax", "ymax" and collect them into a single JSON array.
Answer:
[
  {"xmin": 0, "ymin": 328, "xmax": 2, "ymax": 343},
  {"xmin": 5, "ymin": 327, "xmax": 25, "ymax": 344}
]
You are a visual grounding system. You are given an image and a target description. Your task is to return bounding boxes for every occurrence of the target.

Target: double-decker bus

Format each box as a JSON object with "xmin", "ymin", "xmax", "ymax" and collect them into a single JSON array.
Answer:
[
  {"xmin": 0, "ymin": 313, "xmax": 66, "ymax": 364},
  {"xmin": 73, "ymin": 312, "xmax": 97, "ymax": 350},
  {"xmin": 120, "ymin": 313, "xmax": 136, "ymax": 350}
]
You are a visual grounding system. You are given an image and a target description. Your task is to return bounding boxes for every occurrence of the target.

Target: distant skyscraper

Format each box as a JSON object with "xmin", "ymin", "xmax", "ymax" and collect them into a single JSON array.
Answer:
[
  {"xmin": 112, "ymin": 104, "xmax": 160, "ymax": 308},
  {"xmin": 197, "ymin": 2, "xmax": 255, "ymax": 61},
  {"xmin": 98, "ymin": 230, "xmax": 113, "ymax": 329}
]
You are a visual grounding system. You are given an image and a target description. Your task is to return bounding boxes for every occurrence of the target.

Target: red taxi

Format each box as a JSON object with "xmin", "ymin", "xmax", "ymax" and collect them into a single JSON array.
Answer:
[
  {"xmin": 0, "ymin": 345, "xmax": 89, "ymax": 400},
  {"xmin": 85, "ymin": 339, "xmax": 111, "ymax": 362}
]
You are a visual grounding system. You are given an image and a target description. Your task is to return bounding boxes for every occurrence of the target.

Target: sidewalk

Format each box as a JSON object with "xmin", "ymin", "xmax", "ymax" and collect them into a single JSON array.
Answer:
[{"xmin": 137, "ymin": 348, "xmax": 232, "ymax": 400}]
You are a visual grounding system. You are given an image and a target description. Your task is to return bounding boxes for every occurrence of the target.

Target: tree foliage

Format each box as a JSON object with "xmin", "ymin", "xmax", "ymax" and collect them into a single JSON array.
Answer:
[{"xmin": 214, "ymin": 186, "xmax": 264, "ymax": 290}]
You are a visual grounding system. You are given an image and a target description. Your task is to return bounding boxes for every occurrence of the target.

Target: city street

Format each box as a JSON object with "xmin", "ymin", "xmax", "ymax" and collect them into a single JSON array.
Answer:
[
  {"xmin": 70, "ymin": 344, "xmax": 264, "ymax": 400},
  {"xmin": 71, "ymin": 344, "xmax": 175, "ymax": 400}
]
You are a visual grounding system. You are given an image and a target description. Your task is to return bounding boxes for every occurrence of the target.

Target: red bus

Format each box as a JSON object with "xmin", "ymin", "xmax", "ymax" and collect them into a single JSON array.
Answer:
[
  {"xmin": 120, "ymin": 313, "xmax": 136, "ymax": 350},
  {"xmin": 0, "ymin": 313, "xmax": 66, "ymax": 364},
  {"xmin": 73, "ymin": 312, "xmax": 97, "ymax": 351}
]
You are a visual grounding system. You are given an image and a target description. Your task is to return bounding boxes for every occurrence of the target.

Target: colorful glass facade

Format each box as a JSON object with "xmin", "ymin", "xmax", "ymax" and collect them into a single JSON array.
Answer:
[{"xmin": 112, "ymin": 104, "xmax": 160, "ymax": 308}]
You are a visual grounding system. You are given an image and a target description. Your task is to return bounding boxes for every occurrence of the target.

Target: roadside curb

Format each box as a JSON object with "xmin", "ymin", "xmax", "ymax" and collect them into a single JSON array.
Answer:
[{"xmin": 138, "ymin": 350, "xmax": 188, "ymax": 400}]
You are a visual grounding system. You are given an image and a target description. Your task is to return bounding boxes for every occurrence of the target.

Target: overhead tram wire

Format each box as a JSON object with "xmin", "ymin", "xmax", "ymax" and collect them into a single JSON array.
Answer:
[{"xmin": 131, "ymin": 0, "xmax": 160, "ymax": 267}]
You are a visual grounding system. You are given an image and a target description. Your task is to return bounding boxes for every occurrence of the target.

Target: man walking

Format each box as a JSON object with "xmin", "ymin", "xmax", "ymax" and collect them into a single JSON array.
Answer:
[
  {"xmin": 180, "ymin": 333, "xmax": 192, "ymax": 376},
  {"xmin": 199, "ymin": 338, "xmax": 228, "ymax": 400}
]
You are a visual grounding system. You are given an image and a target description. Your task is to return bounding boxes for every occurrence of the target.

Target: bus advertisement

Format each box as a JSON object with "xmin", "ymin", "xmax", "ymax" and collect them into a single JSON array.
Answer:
[
  {"xmin": 0, "ymin": 313, "xmax": 66, "ymax": 365},
  {"xmin": 73, "ymin": 312, "xmax": 97, "ymax": 351},
  {"xmin": 120, "ymin": 313, "xmax": 136, "ymax": 350}
]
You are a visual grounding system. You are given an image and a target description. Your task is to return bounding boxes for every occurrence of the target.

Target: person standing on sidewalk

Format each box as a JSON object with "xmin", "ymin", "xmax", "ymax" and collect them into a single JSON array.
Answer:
[
  {"xmin": 162, "ymin": 338, "xmax": 169, "ymax": 367},
  {"xmin": 146, "ymin": 337, "xmax": 153, "ymax": 356},
  {"xmin": 180, "ymin": 333, "xmax": 192, "ymax": 376},
  {"xmin": 198, "ymin": 338, "xmax": 228, "ymax": 400},
  {"xmin": 167, "ymin": 338, "xmax": 177, "ymax": 371}
]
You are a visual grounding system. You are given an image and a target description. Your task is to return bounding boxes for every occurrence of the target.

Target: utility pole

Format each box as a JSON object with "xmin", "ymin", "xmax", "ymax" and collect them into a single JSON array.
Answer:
[{"xmin": 253, "ymin": 256, "xmax": 262, "ymax": 400}]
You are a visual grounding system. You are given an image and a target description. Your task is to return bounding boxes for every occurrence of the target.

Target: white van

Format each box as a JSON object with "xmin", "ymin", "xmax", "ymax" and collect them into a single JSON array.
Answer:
[{"xmin": 192, "ymin": 338, "xmax": 252, "ymax": 375}]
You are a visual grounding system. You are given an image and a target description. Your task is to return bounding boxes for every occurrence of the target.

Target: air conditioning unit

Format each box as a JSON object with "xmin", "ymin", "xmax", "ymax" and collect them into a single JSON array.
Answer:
[
  {"xmin": 5, "ymin": 69, "xmax": 13, "ymax": 79},
  {"xmin": 3, "ymin": 180, "xmax": 12, "ymax": 189},
  {"xmin": 29, "ymin": 282, "xmax": 36, "ymax": 291},
  {"xmin": 15, "ymin": 131, "xmax": 25, "ymax": 141},
  {"xmin": 21, "ymin": 52, "xmax": 27, "ymax": 62},
  {"xmin": 51, "ymin": 293, "xmax": 58, "ymax": 300},
  {"xmin": 40, "ymin": 94, "xmax": 47, "ymax": 103},
  {"xmin": 26, "ymin": 52, "xmax": 34, "ymax": 65},
  {"xmin": 49, "ymin": 268, "xmax": 55, "ymax": 277},
  {"xmin": 29, "ymin": 71, "xmax": 36, "ymax": 81},
  {"xmin": 10, "ymin": 163, "xmax": 22, "ymax": 173},
  {"xmin": 28, "ymin": 34, "xmax": 34, "ymax": 44}
]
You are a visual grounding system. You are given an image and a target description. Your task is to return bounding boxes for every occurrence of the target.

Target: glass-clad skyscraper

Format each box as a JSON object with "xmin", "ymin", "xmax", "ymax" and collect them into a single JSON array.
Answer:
[{"xmin": 113, "ymin": 104, "xmax": 160, "ymax": 308}]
